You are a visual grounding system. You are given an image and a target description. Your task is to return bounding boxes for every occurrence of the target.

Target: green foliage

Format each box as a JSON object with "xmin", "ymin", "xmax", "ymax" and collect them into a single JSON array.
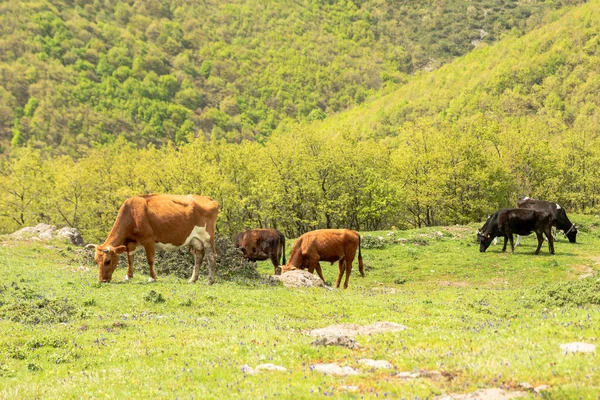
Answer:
[
  {"xmin": 0, "ymin": 0, "xmax": 579, "ymax": 151},
  {"xmin": 142, "ymin": 290, "xmax": 165, "ymax": 304},
  {"xmin": 528, "ymin": 277, "xmax": 600, "ymax": 307}
]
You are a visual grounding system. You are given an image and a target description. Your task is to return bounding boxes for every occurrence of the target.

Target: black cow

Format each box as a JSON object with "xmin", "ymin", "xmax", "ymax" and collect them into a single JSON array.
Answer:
[
  {"xmin": 517, "ymin": 197, "xmax": 578, "ymax": 243},
  {"xmin": 477, "ymin": 208, "xmax": 555, "ymax": 254}
]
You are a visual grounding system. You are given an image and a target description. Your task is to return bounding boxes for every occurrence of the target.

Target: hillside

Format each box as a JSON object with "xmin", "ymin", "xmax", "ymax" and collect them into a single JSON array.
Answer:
[{"xmin": 0, "ymin": 0, "xmax": 582, "ymax": 154}]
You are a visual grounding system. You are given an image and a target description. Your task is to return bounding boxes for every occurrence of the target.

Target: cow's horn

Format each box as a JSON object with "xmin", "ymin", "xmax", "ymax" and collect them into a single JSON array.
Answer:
[{"xmin": 85, "ymin": 244, "xmax": 98, "ymax": 250}]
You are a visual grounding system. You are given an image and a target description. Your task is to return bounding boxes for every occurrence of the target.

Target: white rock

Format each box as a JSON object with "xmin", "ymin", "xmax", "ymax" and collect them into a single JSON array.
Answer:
[
  {"xmin": 560, "ymin": 342, "xmax": 596, "ymax": 353},
  {"xmin": 274, "ymin": 269, "xmax": 332, "ymax": 289},
  {"xmin": 534, "ymin": 385, "xmax": 549, "ymax": 393},
  {"xmin": 358, "ymin": 359, "xmax": 393, "ymax": 369},
  {"xmin": 339, "ymin": 385, "xmax": 359, "ymax": 392},
  {"xmin": 255, "ymin": 363, "xmax": 287, "ymax": 372},
  {"xmin": 311, "ymin": 363, "xmax": 358, "ymax": 376},
  {"xmin": 240, "ymin": 365, "xmax": 257, "ymax": 375}
]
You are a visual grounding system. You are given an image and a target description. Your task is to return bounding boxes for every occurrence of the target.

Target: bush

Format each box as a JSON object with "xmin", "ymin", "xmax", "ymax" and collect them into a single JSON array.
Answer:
[
  {"xmin": 133, "ymin": 234, "xmax": 259, "ymax": 281},
  {"xmin": 361, "ymin": 235, "xmax": 389, "ymax": 249},
  {"xmin": 527, "ymin": 277, "xmax": 600, "ymax": 307}
]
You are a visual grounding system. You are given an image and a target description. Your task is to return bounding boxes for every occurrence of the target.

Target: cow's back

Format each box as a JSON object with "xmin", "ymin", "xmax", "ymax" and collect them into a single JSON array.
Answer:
[
  {"xmin": 135, "ymin": 194, "xmax": 218, "ymax": 245},
  {"xmin": 302, "ymin": 229, "xmax": 359, "ymax": 261}
]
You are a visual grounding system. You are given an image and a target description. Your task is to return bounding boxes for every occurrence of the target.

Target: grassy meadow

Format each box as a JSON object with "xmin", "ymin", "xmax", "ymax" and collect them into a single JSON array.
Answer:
[{"xmin": 0, "ymin": 217, "xmax": 599, "ymax": 399}]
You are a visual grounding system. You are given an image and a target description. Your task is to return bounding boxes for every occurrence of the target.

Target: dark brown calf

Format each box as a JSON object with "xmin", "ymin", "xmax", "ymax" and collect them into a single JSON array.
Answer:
[{"xmin": 235, "ymin": 229, "xmax": 286, "ymax": 275}]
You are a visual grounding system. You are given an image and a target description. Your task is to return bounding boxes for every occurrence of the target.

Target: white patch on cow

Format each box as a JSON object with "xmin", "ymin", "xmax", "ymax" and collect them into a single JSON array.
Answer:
[
  {"xmin": 556, "ymin": 203, "xmax": 561, "ymax": 209},
  {"xmin": 492, "ymin": 237, "xmax": 498, "ymax": 246},
  {"xmin": 523, "ymin": 196, "xmax": 529, "ymax": 200},
  {"xmin": 155, "ymin": 225, "xmax": 211, "ymax": 251},
  {"xmin": 148, "ymin": 277, "xmax": 156, "ymax": 282}
]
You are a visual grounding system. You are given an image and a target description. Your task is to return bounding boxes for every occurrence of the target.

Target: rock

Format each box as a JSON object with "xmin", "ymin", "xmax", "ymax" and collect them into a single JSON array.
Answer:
[
  {"xmin": 10, "ymin": 224, "xmax": 85, "ymax": 246},
  {"xmin": 560, "ymin": 342, "xmax": 596, "ymax": 353},
  {"xmin": 57, "ymin": 227, "xmax": 85, "ymax": 246},
  {"xmin": 517, "ymin": 382, "xmax": 533, "ymax": 390},
  {"xmin": 435, "ymin": 388, "xmax": 527, "ymax": 399},
  {"xmin": 240, "ymin": 365, "xmax": 257, "ymax": 375},
  {"xmin": 339, "ymin": 385, "xmax": 359, "ymax": 392},
  {"xmin": 311, "ymin": 335, "xmax": 359, "ymax": 349},
  {"xmin": 310, "ymin": 363, "xmax": 358, "ymax": 376},
  {"xmin": 255, "ymin": 363, "xmax": 287, "ymax": 372},
  {"xmin": 396, "ymin": 370, "xmax": 442, "ymax": 380},
  {"xmin": 274, "ymin": 269, "xmax": 331, "ymax": 289},
  {"xmin": 308, "ymin": 322, "xmax": 407, "ymax": 337},
  {"xmin": 534, "ymin": 385, "xmax": 549, "ymax": 393},
  {"xmin": 358, "ymin": 359, "xmax": 392, "ymax": 369}
]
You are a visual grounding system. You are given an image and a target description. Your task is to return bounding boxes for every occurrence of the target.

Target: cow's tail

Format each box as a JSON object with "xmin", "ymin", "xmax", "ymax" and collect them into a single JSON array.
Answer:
[
  {"xmin": 358, "ymin": 234, "xmax": 364, "ymax": 277},
  {"xmin": 279, "ymin": 231, "xmax": 286, "ymax": 265}
]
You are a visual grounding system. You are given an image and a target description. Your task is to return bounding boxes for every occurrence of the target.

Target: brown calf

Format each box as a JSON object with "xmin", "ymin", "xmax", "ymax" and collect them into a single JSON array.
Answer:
[
  {"xmin": 280, "ymin": 229, "xmax": 363, "ymax": 289},
  {"xmin": 86, "ymin": 194, "xmax": 219, "ymax": 283},
  {"xmin": 235, "ymin": 229, "xmax": 286, "ymax": 275}
]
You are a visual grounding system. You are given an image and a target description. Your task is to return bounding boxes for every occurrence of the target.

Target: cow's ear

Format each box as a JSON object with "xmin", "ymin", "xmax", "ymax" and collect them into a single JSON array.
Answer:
[{"xmin": 113, "ymin": 245, "xmax": 128, "ymax": 254}]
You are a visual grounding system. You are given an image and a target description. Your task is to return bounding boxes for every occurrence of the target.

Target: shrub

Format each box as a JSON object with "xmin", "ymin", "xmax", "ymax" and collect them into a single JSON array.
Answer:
[
  {"xmin": 132, "ymin": 234, "xmax": 259, "ymax": 281},
  {"xmin": 143, "ymin": 290, "xmax": 165, "ymax": 303},
  {"xmin": 528, "ymin": 277, "xmax": 600, "ymax": 307},
  {"xmin": 361, "ymin": 235, "xmax": 389, "ymax": 249}
]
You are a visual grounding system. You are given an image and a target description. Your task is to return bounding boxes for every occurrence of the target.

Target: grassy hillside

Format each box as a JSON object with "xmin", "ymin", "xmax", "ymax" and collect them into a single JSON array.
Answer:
[
  {"xmin": 0, "ymin": 0, "xmax": 582, "ymax": 154},
  {"xmin": 0, "ymin": 221, "xmax": 598, "ymax": 398}
]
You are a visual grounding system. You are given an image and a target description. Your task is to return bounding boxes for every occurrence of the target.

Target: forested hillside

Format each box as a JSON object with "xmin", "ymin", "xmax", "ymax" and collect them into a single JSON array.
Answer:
[
  {"xmin": 0, "ymin": 0, "xmax": 581, "ymax": 154},
  {"xmin": 2, "ymin": 0, "xmax": 600, "ymax": 239}
]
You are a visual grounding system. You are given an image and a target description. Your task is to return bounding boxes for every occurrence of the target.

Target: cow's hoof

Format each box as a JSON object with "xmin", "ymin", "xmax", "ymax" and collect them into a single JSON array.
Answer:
[
  {"xmin": 148, "ymin": 277, "xmax": 156, "ymax": 283},
  {"xmin": 207, "ymin": 278, "xmax": 215, "ymax": 285},
  {"xmin": 188, "ymin": 278, "xmax": 197, "ymax": 284},
  {"xmin": 124, "ymin": 275, "xmax": 131, "ymax": 281}
]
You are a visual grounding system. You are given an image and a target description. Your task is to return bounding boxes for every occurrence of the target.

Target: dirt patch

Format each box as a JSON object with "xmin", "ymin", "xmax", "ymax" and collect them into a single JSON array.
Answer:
[
  {"xmin": 439, "ymin": 281, "xmax": 469, "ymax": 287},
  {"xmin": 569, "ymin": 264, "xmax": 596, "ymax": 280},
  {"xmin": 308, "ymin": 322, "xmax": 407, "ymax": 337},
  {"xmin": 435, "ymin": 388, "xmax": 527, "ymax": 399}
]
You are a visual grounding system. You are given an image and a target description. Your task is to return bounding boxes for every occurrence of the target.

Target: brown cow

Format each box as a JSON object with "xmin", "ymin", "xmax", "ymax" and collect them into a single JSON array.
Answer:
[
  {"xmin": 86, "ymin": 194, "xmax": 219, "ymax": 284},
  {"xmin": 280, "ymin": 229, "xmax": 363, "ymax": 289},
  {"xmin": 235, "ymin": 229, "xmax": 286, "ymax": 275}
]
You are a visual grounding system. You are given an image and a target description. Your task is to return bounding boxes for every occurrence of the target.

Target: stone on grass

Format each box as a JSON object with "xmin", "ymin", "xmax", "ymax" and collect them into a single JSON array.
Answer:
[
  {"xmin": 274, "ymin": 270, "xmax": 332, "ymax": 289},
  {"xmin": 560, "ymin": 342, "xmax": 596, "ymax": 353},
  {"xmin": 311, "ymin": 363, "xmax": 358, "ymax": 376},
  {"xmin": 255, "ymin": 363, "xmax": 287, "ymax": 372},
  {"xmin": 358, "ymin": 359, "xmax": 393, "ymax": 369},
  {"xmin": 311, "ymin": 335, "xmax": 359, "ymax": 349},
  {"xmin": 435, "ymin": 388, "xmax": 527, "ymax": 399},
  {"xmin": 534, "ymin": 385, "xmax": 549, "ymax": 393},
  {"xmin": 396, "ymin": 370, "xmax": 441, "ymax": 380},
  {"xmin": 517, "ymin": 382, "xmax": 533, "ymax": 390},
  {"xmin": 240, "ymin": 365, "xmax": 257, "ymax": 375},
  {"xmin": 10, "ymin": 223, "xmax": 85, "ymax": 246},
  {"xmin": 339, "ymin": 385, "xmax": 359, "ymax": 392},
  {"xmin": 308, "ymin": 322, "xmax": 407, "ymax": 337}
]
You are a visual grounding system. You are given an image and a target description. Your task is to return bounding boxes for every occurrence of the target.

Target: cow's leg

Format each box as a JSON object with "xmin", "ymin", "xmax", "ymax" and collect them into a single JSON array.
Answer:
[
  {"xmin": 125, "ymin": 252, "xmax": 134, "ymax": 281},
  {"xmin": 534, "ymin": 231, "xmax": 543, "ymax": 255},
  {"xmin": 342, "ymin": 258, "xmax": 354, "ymax": 289},
  {"xmin": 144, "ymin": 243, "xmax": 157, "ymax": 282},
  {"xmin": 270, "ymin": 254, "xmax": 281, "ymax": 276},
  {"xmin": 515, "ymin": 235, "xmax": 521, "ymax": 247},
  {"xmin": 501, "ymin": 236, "xmax": 508, "ymax": 252},
  {"xmin": 189, "ymin": 239, "xmax": 205, "ymax": 283},
  {"xmin": 545, "ymin": 228, "xmax": 555, "ymax": 255},
  {"xmin": 492, "ymin": 237, "xmax": 498, "ymax": 246},
  {"xmin": 314, "ymin": 263, "xmax": 325, "ymax": 282},
  {"xmin": 508, "ymin": 234, "xmax": 515, "ymax": 253},
  {"xmin": 334, "ymin": 259, "xmax": 346, "ymax": 289}
]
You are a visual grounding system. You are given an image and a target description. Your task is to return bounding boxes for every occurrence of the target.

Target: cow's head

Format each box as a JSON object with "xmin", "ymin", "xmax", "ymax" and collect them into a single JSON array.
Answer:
[
  {"xmin": 279, "ymin": 263, "xmax": 296, "ymax": 274},
  {"xmin": 566, "ymin": 225, "xmax": 578, "ymax": 243},
  {"xmin": 477, "ymin": 230, "xmax": 494, "ymax": 252},
  {"xmin": 85, "ymin": 244, "xmax": 127, "ymax": 282}
]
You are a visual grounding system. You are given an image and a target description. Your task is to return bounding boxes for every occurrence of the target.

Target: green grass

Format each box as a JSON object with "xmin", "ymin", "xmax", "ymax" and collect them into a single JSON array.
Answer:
[{"xmin": 1, "ymin": 217, "xmax": 599, "ymax": 399}]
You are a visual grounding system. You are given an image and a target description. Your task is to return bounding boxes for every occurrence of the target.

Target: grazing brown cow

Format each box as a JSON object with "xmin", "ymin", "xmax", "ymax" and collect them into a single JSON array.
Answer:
[
  {"xmin": 235, "ymin": 229, "xmax": 286, "ymax": 275},
  {"xmin": 86, "ymin": 194, "xmax": 219, "ymax": 284},
  {"xmin": 280, "ymin": 229, "xmax": 363, "ymax": 289}
]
